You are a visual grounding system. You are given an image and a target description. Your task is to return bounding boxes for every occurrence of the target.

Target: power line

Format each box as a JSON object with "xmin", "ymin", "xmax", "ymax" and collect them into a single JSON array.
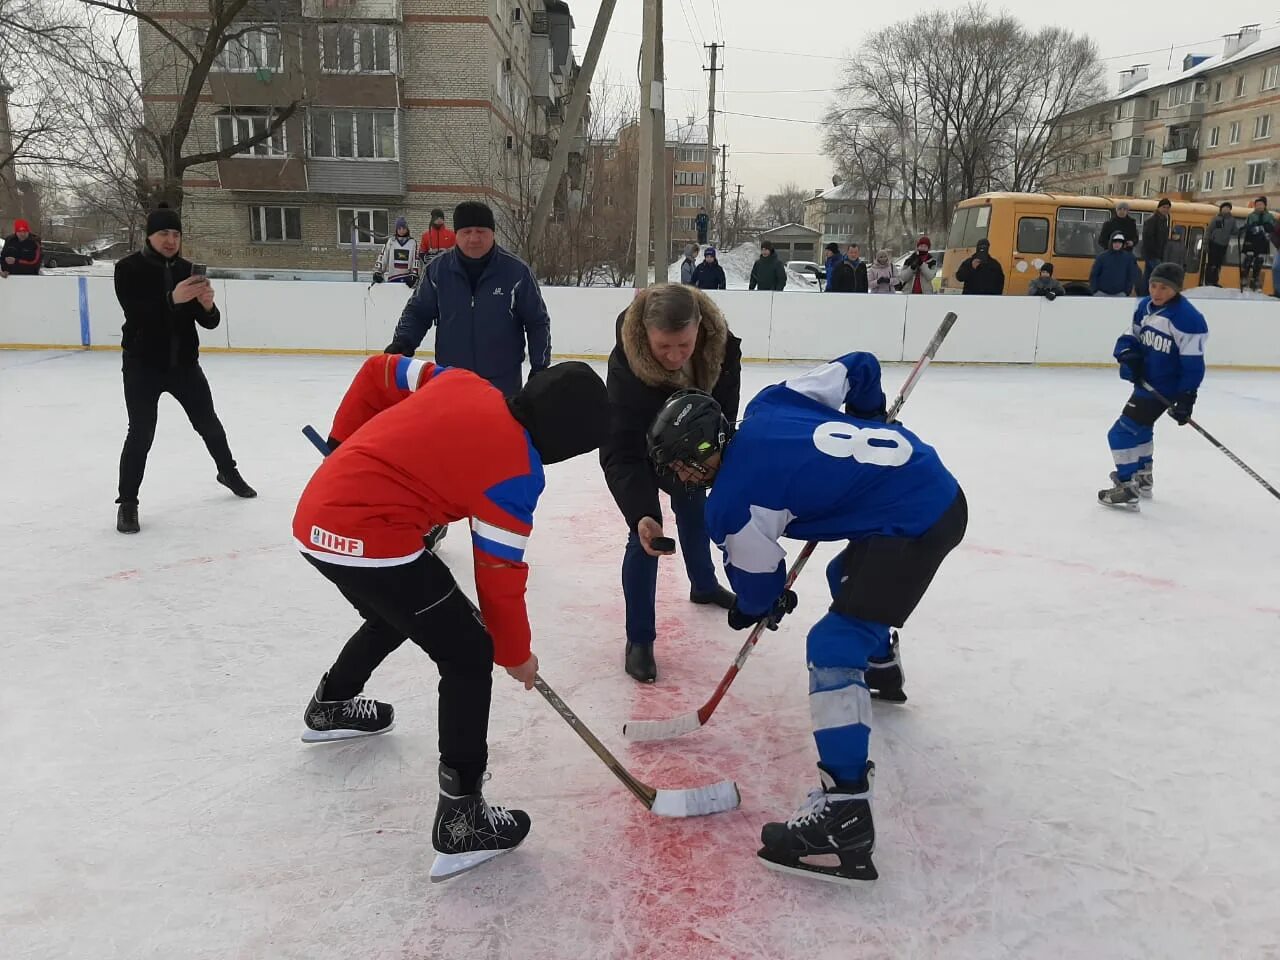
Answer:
[{"xmin": 675, "ymin": 0, "xmax": 707, "ymax": 69}]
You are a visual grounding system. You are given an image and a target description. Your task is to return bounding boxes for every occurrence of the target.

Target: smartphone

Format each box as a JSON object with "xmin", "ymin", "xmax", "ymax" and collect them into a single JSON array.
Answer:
[
  {"xmin": 191, "ymin": 263, "xmax": 207, "ymax": 277},
  {"xmin": 651, "ymin": 536, "xmax": 676, "ymax": 553}
]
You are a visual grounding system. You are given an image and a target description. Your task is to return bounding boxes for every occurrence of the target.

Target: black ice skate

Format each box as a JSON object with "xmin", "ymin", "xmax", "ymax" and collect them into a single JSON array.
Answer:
[
  {"xmin": 1098, "ymin": 473, "xmax": 1140, "ymax": 510},
  {"xmin": 865, "ymin": 631, "xmax": 907, "ymax": 703},
  {"xmin": 1134, "ymin": 467, "xmax": 1153, "ymax": 499},
  {"xmin": 758, "ymin": 762, "xmax": 877, "ymax": 885},
  {"xmin": 430, "ymin": 764, "xmax": 531, "ymax": 882},
  {"xmin": 424, "ymin": 524, "xmax": 448, "ymax": 552},
  {"xmin": 300, "ymin": 673, "xmax": 395, "ymax": 743}
]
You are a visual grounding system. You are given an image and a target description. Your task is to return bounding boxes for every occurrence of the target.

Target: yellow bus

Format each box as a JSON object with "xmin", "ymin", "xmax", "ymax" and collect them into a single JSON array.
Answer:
[{"xmin": 938, "ymin": 192, "xmax": 1267, "ymax": 295}]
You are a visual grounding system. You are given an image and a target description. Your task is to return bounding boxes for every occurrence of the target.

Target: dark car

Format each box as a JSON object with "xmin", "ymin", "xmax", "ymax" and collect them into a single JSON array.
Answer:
[{"xmin": 42, "ymin": 242, "xmax": 94, "ymax": 269}]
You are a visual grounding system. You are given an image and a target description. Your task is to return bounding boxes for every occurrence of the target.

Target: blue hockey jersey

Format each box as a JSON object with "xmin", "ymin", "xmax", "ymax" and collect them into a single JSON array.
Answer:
[
  {"xmin": 704, "ymin": 353, "xmax": 960, "ymax": 617},
  {"xmin": 1114, "ymin": 295, "xmax": 1208, "ymax": 397}
]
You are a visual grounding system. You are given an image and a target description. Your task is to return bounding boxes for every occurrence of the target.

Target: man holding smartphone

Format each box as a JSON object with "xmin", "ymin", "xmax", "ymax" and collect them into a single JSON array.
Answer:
[{"xmin": 112, "ymin": 204, "xmax": 255, "ymax": 534}]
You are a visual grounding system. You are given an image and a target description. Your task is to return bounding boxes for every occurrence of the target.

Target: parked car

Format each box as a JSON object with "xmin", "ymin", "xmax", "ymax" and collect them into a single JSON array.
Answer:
[
  {"xmin": 42, "ymin": 242, "xmax": 94, "ymax": 269},
  {"xmin": 786, "ymin": 260, "xmax": 825, "ymax": 287}
]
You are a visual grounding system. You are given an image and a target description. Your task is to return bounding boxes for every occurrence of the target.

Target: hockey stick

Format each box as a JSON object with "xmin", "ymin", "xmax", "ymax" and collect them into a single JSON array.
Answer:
[
  {"xmin": 301, "ymin": 429, "xmax": 739, "ymax": 815},
  {"xmin": 623, "ymin": 310, "xmax": 959, "ymax": 743},
  {"xmin": 1139, "ymin": 381, "xmax": 1280, "ymax": 502}
]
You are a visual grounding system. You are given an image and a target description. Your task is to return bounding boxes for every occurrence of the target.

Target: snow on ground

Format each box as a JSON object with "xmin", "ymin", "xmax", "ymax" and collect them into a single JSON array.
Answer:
[
  {"xmin": 3, "ymin": 351, "xmax": 1280, "ymax": 960},
  {"xmin": 668, "ymin": 242, "xmax": 818, "ymax": 291}
]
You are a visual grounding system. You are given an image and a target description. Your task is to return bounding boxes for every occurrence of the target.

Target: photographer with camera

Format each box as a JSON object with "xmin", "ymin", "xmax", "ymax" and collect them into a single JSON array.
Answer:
[{"xmin": 898, "ymin": 236, "xmax": 937, "ymax": 295}]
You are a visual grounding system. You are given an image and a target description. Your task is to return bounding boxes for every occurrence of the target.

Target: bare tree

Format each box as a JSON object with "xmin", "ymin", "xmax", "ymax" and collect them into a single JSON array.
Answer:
[
  {"xmin": 823, "ymin": 121, "xmax": 898, "ymax": 253},
  {"xmin": 760, "ymin": 181, "xmax": 808, "ymax": 228}
]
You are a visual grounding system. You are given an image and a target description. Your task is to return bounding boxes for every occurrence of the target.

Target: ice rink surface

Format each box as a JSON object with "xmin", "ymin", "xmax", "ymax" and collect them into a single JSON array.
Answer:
[{"xmin": 3, "ymin": 349, "xmax": 1279, "ymax": 960}]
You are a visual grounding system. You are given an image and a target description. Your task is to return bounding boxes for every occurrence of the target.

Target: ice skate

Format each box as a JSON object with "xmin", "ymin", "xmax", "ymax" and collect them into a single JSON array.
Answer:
[
  {"xmin": 424, "ymin": 524, "xmax": 448, "ymax": 551},
  {"xmin": 758, "ymin": 762, "xmax": 877, "ymax": 885},
  {"xmin": 430, "ymin": 765, "xmax": 530, "ymax": 882},
  {"xmin": 865, "ymin": 631, "xmax": 907, "ymax": 703},
  {"xmin": 1134, "ymin": 467, "xmax": 1153, "ymax": 499},
  {"xmin": 1098, "ymin": 473, "xmax": 1140, "ymax": 510},
  {"xmin": 300, "ymin": 673, "xmax": 394, "ymax": 743}
]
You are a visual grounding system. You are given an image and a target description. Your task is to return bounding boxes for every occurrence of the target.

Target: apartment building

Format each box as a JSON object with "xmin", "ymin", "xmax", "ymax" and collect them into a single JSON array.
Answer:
[
  {"xmin": 802, "ymin": 182, "xmax": 922, "ymax": 254},
  {"xmin": 0, "ymin": 70, "xmax": 40, "ymax": 230},
  {"xmin": 1047, "ymin": 24, "xmax": 1280, "ymax": 208},
  {"xmin": 137, "ymin": 0, "xmax": 581, "ymax": 269}
]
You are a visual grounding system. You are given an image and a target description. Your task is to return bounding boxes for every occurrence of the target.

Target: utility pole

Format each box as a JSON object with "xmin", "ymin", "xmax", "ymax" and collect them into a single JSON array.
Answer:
[
  {"xmin": 633, "ymin": 0, "xmax": 659, "ymax": 287},
  {"xmin": 703, "ymin": 42, "xmax": 721, "ymax": 219},
  {"xmin": 732, "ymin": 183, "xmax": 743, "ymax": 248},
  {"xmin": 652, "ymin": 0, "xmax": 668, "ymax": 276},
  {"xmin": 718, "ymin": 143, "xmax": 728, "ymax": 243}
]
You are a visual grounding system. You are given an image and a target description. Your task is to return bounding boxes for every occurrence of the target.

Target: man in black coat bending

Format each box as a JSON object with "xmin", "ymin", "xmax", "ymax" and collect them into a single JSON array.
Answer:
[
  {"xmin": 599, "ymin": 283, "xmax": 741, "ymax": 683},
  {"xmin": 113, "ymin": 205, "xmax": 255, "ymax": 534}
]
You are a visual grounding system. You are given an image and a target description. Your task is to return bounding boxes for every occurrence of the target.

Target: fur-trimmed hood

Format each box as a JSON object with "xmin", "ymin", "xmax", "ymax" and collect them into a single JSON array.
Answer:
[{"xmin": 615, "ymin": 287, "xmax": 729, "ymax": 391}]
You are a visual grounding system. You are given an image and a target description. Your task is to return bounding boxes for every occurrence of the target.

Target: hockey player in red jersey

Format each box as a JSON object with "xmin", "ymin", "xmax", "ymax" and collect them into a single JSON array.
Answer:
[{"xmin": 293, "ymin": 354, "xmax": 609, "ymax": 881}]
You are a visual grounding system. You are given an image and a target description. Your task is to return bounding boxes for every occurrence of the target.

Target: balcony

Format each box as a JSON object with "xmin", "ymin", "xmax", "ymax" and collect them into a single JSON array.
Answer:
[
  {"xmin": 305, "ymin": 158, "xmax": 404, "ymax": 195},
  {"xmin": 1162, "ymin": 100, "xmax": 1206, "ymax": 122},
  {"xmin": 1108, "ymin": 154, "xmax": 1142, "ymax": 176},
  {"xmin": 218, "ymin": 157, "xmax": 308, "ymax": 192},
  {"xmin": 1110, "ymin": 116, "xmax": 1144, "ymax": 141},
  {"xmin": 1162, "ymin": 145, "xmax": 1199, "ymax": 166},
  {"xmin": 301, "ymin": 0, "xmax": 401, "ymax": 21}
]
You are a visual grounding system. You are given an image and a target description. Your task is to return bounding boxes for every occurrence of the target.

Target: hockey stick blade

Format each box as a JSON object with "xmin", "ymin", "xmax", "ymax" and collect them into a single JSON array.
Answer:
[{"xmin": 622, "ymin": 711, "xmax": 703, "ymax": 743}]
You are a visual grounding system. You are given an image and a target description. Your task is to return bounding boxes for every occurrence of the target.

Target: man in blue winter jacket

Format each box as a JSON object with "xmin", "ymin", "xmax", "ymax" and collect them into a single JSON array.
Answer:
[
  {"xmin": 386, "ymin": 201, "xmax": 551, "ymax": 396},
  {"xmin": 1090, "ymin": 232, "xmax": 1141, "ymax": 297},
  {"xmin": 1098, "ymin": 261, "xmax": 1207, "ymax": 509}
]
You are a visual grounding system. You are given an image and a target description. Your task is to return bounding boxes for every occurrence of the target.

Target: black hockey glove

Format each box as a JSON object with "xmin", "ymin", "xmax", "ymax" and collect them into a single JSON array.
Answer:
[
  {"xmin": 406, "ymin": 273, "xmax": 418, "ymax": 289},
  {"xmin": 372, "ymin": 272, "xmax": 384, "ymax": 284},
  {"xmin": 383, "ymin": 339, "xmax": 415, "ymax": 356},
  {"xmin": 1116, "ymin": 346, "xmax": 1144, "ymax": 383},
  {"xmin": 727, "ymin": 590, "xmax": 798, "ymax": 631},
  {"xmin": 1169, "ymin": 391, "xmax": 1196, "ymax": 425}
]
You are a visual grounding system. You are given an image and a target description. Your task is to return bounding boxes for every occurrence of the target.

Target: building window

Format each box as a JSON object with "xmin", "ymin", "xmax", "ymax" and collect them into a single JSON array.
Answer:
[
  {"xmin": 1120, "ymin": 180, "xmax": 1135, "ymax": 196},
  {"xmin": 1203, "ymin": 169, "xmax": 1215, "ymax": 191},
  {"xmin": 674, "ymin": 194, "xmax": 702, "ymax": 208},
  {"xmin": 1158, "ymin": 175, "xmax": 1168, "ymax": 192},
  {"xmin": 1093, "ymin": 150, "xmax": 1102, "ymax": 168},
  {"xmin": 216, "ymin": 113, "xmax": 287, "ymax": 157},
  {"xmin": 676, "ymin": 148, "xmax": 707, "ymax": 162},
  {"xmin": 1213, "ymin": 80, "xmax": 1223, "ymax": 102},
  {"xmin": 1247, "ymin": 161, "xmax": 1267, "ymax": 187},
  {"xmin": 1148, "ymin": 99, "xmax": 1160, "ymax": 119},
  {"xmin": 249, "ymin": 206, "xmax": 301, "ymax": 243},
  {"xmin": 1229, "ymin": 121, "xmax": 1241, "ymax": 144},
  {"xmin": 1224, "ymin": 166, "xmax": 1236, "ymax": 189},
  {"xmin": 1145, "ymin": 138, "xmax": 1155, "ymax": 158},
  {"xmin": 1255, "ymin": 115, "xmax": 1272, "ymax": 140},
  {"xmin": 320, "ymin": 24, "xmax": 396, "ymax": 73},
  {"xmin": 1264, "ymin": 65, "xmax": 1280, "ymax": 91},
  {"xmin": 1208, "ymin": 126, "xmax": 1220, "ymax": 147},
  {"xmin": 214, "ymin": 26, "xmax": 283, "ymax": 73},
  {"xmin": 337, "ymin": 208, "xmax": 389, "ymax": 245},
  {"xmin": 1141, "ymin": 179, "xmax": 1151, "ymax": 197},
  {"xmin": 674, "ymin": 170, "xmax": 706, "ymax": 186},
  {"xmin": 1168, "ymin": 84, "xmax": 1193, "ymax": 107},
  {"xmin": 1177, "ymin": 172, "xmax": 1194, "ymax": 192},
  {"xmin": 1110, "ymin": 137, "xmax": 1143, "ymax": 159},
  {"xmin": 309, "ymin": 110, "xmax": 398, "ymax": 159},
  {"xmin": 1235, "ymin": 75, "xmax": 1247, "ymax": 98}
]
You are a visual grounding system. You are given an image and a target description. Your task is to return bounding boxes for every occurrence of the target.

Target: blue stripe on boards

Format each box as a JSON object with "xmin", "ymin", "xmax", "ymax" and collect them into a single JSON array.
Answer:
[{"xmin": 78, "ymin": 277, "xmax": 90, "ymax": 347}]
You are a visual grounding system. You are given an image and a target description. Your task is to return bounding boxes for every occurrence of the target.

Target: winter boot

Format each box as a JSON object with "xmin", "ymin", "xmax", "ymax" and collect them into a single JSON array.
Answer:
[
  {"xmin": 1098, "ymin": 473, "xmax": 1140, "ymax": 510},
  {"xmin": 300, "ymin": 673, "xmax": 395, "ymax": 743},
  {"xmin": 1134, "ymin": 466, "xmax": 1154, "ymax": 499},
  {"xmin": 865, "ymin": 631, "xmax": 907, "ymax": 703},
  {"xmin": 758, "ymin": 761, "xmax": 877, "ymax": 884},
  {"xmin": 430, "ymin": 764, "xmax": 531, "ymax": 882},
  {"xmin": 217, "ymin": 469, "xmax": 258, "ymax": 498},
  {"xmin": 625, "ymin": 642, "xmax": 657, "ymax": 684},
  {"xmin": 116, "ymin": 502, "xmax": 140, "ymax": 534},
  {"xmin": 690, "ymin": 584, "xmax": 736, "ymax": 609}
]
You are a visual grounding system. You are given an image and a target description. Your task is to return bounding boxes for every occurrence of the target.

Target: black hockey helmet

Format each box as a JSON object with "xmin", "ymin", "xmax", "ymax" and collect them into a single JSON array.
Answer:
[{"xmin": 647, "ymin": 389, "xmax": 729, "ymax": 485}]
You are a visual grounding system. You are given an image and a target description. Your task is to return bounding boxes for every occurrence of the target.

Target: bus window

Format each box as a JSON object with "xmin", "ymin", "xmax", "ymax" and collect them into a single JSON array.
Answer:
[
  {"xmin": 1055, "ymin": 206, "xmax": 1110, "ymax": 257},
  {"xmin": 947, "ymin": 207, "xmax": 973, "ymax": 249},
  {"xmin": 1017, "ymin": 217, "xmax": 1049, "ymax": 254},
  {"xmin": 964, "ymin": 206, "xmax": 991, "ymax": 246},
  {"xmin": 1183, "ymin": 226, "xmax": 1203, "ymax": 274}
]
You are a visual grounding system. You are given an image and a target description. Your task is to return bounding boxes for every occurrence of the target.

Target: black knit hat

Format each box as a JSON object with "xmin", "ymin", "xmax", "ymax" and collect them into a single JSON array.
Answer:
[
  {"xmin": 454, "ymin": 201, "xmax": 496, "ymax": 232},
  {"xmin": 430, "ymin": 208, "xmax": 445, "ymax": 222},
  {"xmin": 824, "ymin": 242, "xmax": 840, "ymax": 255},
  {"xmin": 507, "ymin": 362, "xmax": 609, "ymax": 465},
  {"xmin": 1040, "ymin": 262, "xmax": 1054, "ymax": 275},
  {"xmin": 146, "ymin": 203, "xmax": 182, "ymax": 235},
  {"xmin": 1149, "ymin": 261, "xmax": 1184, "ymax": 292}
]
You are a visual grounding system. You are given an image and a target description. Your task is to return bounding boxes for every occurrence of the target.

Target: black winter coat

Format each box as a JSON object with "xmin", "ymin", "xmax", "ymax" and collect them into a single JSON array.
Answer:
[
  {"xmin": 828, "ymin": 258, "xmax": 868, "ymax": 293},
  {"xmin": 1097, "ymin": 215, "xmax": 1139, "ymax": 250},
  {"xmin": 749, "ymin": 252, "xmax": 788, "ymax": 291},
  {"xmin": 599, "ymin": 292, "xmax": 742, "ymax": 532},
  {"xmin": 115, "ymin": 244, "xmax": 221, "ymax": 370},
  {"xmin": 955, "ymin": 254, "xmax": 1006, "ymax": 295},
  {"xmin": 1, "ymin": 232, "xmax": 43, "ymax": 275},
  {"xmin": 692, "ymin": 261, "xmax": 727, "ymax": 290},
  {"xmin": 1142, "ymin": 213, "xmax": 1170, "ymax": 262}
]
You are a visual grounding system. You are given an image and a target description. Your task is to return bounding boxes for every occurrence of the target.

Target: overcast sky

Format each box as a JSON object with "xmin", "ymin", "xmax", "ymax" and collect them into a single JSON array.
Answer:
[{"xmin": 569, "ymin": 1, "xmax": 1277, "ymax": 202}]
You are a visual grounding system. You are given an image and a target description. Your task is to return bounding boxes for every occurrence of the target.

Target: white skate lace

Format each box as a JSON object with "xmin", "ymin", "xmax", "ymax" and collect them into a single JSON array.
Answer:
[
  {"xmin": 483, "ymin": 801, "xmax": 518, "ymax": 829},
  {"xmin": 786, "ymin": 789, "xmax": 830, "ymax": 828},
  {"xmin": 342, "ymin": 697, "xmax": 379, "ymax": 721}
]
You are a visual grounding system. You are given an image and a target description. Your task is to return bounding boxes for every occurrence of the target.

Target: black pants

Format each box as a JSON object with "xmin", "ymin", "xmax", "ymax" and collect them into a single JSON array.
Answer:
[
  {"xmin": 117, "ymin": 357, "xmax": 237, "ymax": 504},
  {"xmin": 831, "ymin": 488, "xmax": 968, "ymax": 627},
  {"xmin": 1205, "ymin": 243, "xmax": 1227, "ymax": 285},
  {"xmin": 305, "ymin": 551, "xmax": 494, "ymax": 791}
]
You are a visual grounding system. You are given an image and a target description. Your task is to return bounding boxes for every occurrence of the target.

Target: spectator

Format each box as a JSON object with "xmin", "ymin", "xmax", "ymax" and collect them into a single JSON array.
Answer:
[
  {"xmin": 749, "ymin": 240, "xmax": 788, "ymax": 291},
  {"xmin": 679, "ymin": 243, "xmax": 698, "ymax": 285},
  {"xmin": 373, "ymin": 217, "xmax": 418, "ymax": 286},
  {"xmin": 1205, "ymin": 201, "xmax": 1234, "ymax": 287},
  {"xmin": 387, "ymin": 201, "xmax": 550, "ymax": 397},
  {"xmin": 898, "ymin": 236, "xmax": 937, "ymax": 295},
  {"xmin": 695, "ymin": 207, "xmax": 710, "ymax": 245},
  {"xmin": 691, "ymin": 246, "xmax": 726, "ymax": 290},
  {"xmin": 822, "ymin": 242, "xmax": 845, "ymax": 292},
  {"xmin": 955, "ymin": 238, "xmax": 1005, "ymax": 295},
  {"xmin": 112, "ymin": 204, "xmax": 255, "ymax": 535},
  {"xmin": 1027, "ymin": 262, "xmax": 1065, "ymax": 300},
  {"xmin": 1140, "ymin": 198, "xmax": 1172, "ymax": 292},
  {"xmin": 1090, "ymin": 232, "xmax": 1141, "ymax": 297},
  {"xmin": 599, "ymin": 283, "xmax": 741, "ymax": 682},
  {"xmin": 418, "ymin": 207, "xmax": 456, "ymax": 268},
  {"xmin": 1240, "ymin": 196, "xmax": 1277, "ymax": 294},
  {"xmin": 1097, "ymin": 201, "xmax": 1139, "ymax": 252},
  {"xmin": 844, "ymin": 243, "xmax": 869, "ymax": 292},
  {"xmin": 867, "ymin": 249, "xmax": 897, "ymax": 294},
  {"xmin": 1, "ymin": 219, "xmax": 42, "ymax": 277}
]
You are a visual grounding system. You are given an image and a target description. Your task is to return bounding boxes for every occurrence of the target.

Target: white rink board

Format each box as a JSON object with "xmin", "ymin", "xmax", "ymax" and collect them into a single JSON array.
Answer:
[
  {"xmin": 767, "ymin": 292, "xmax": 907, "ymax": 362},
  {"xmin": 0, "ymin": 275, "xmax": 81, "ymax": 345},
  {"xmin": 904, "ymin": 294, "xmax": 1039, "ymax": 363}
]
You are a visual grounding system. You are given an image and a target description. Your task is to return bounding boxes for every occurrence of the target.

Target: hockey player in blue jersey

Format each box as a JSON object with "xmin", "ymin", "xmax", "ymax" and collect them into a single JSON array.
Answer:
[
  {"xmin": 646, "ymin": 352, "xmax": 967, "ymax": 883},
  {"xmin": 1098, "ymin": 262, "xmax": 1208, "ymax": 509}
]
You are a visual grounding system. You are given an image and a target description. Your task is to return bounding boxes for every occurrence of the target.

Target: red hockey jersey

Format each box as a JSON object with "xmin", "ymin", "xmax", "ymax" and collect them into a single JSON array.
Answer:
[{"xmin": 293, "ymin": 355, "xmax": 545, "ymax": 667}]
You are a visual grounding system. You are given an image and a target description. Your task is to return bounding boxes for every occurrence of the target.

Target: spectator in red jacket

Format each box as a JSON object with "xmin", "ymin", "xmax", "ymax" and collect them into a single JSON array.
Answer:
[
  {"xmin": 1, "ymin": 219, "xmax": 42, "ymax": 277},
  {"xmin": 419, "ymin": 207, "xmax": 457, "ymax": 265}
]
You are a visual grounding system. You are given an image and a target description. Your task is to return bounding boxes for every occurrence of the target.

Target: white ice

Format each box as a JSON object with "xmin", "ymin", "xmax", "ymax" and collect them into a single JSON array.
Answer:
[{"xmin": 3, "ymin": 350, "xmax": 1279, "ymax": 960}]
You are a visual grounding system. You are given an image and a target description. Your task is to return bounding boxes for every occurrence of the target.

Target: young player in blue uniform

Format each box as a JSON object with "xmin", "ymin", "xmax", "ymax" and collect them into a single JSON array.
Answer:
[
  {"xmin": 646, "ymin": 353, "xmax": 967, "ymax": 883},
  {"xmin": 1098, "ymin": 262, "xmax": 1208, "ymax": 509}
]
